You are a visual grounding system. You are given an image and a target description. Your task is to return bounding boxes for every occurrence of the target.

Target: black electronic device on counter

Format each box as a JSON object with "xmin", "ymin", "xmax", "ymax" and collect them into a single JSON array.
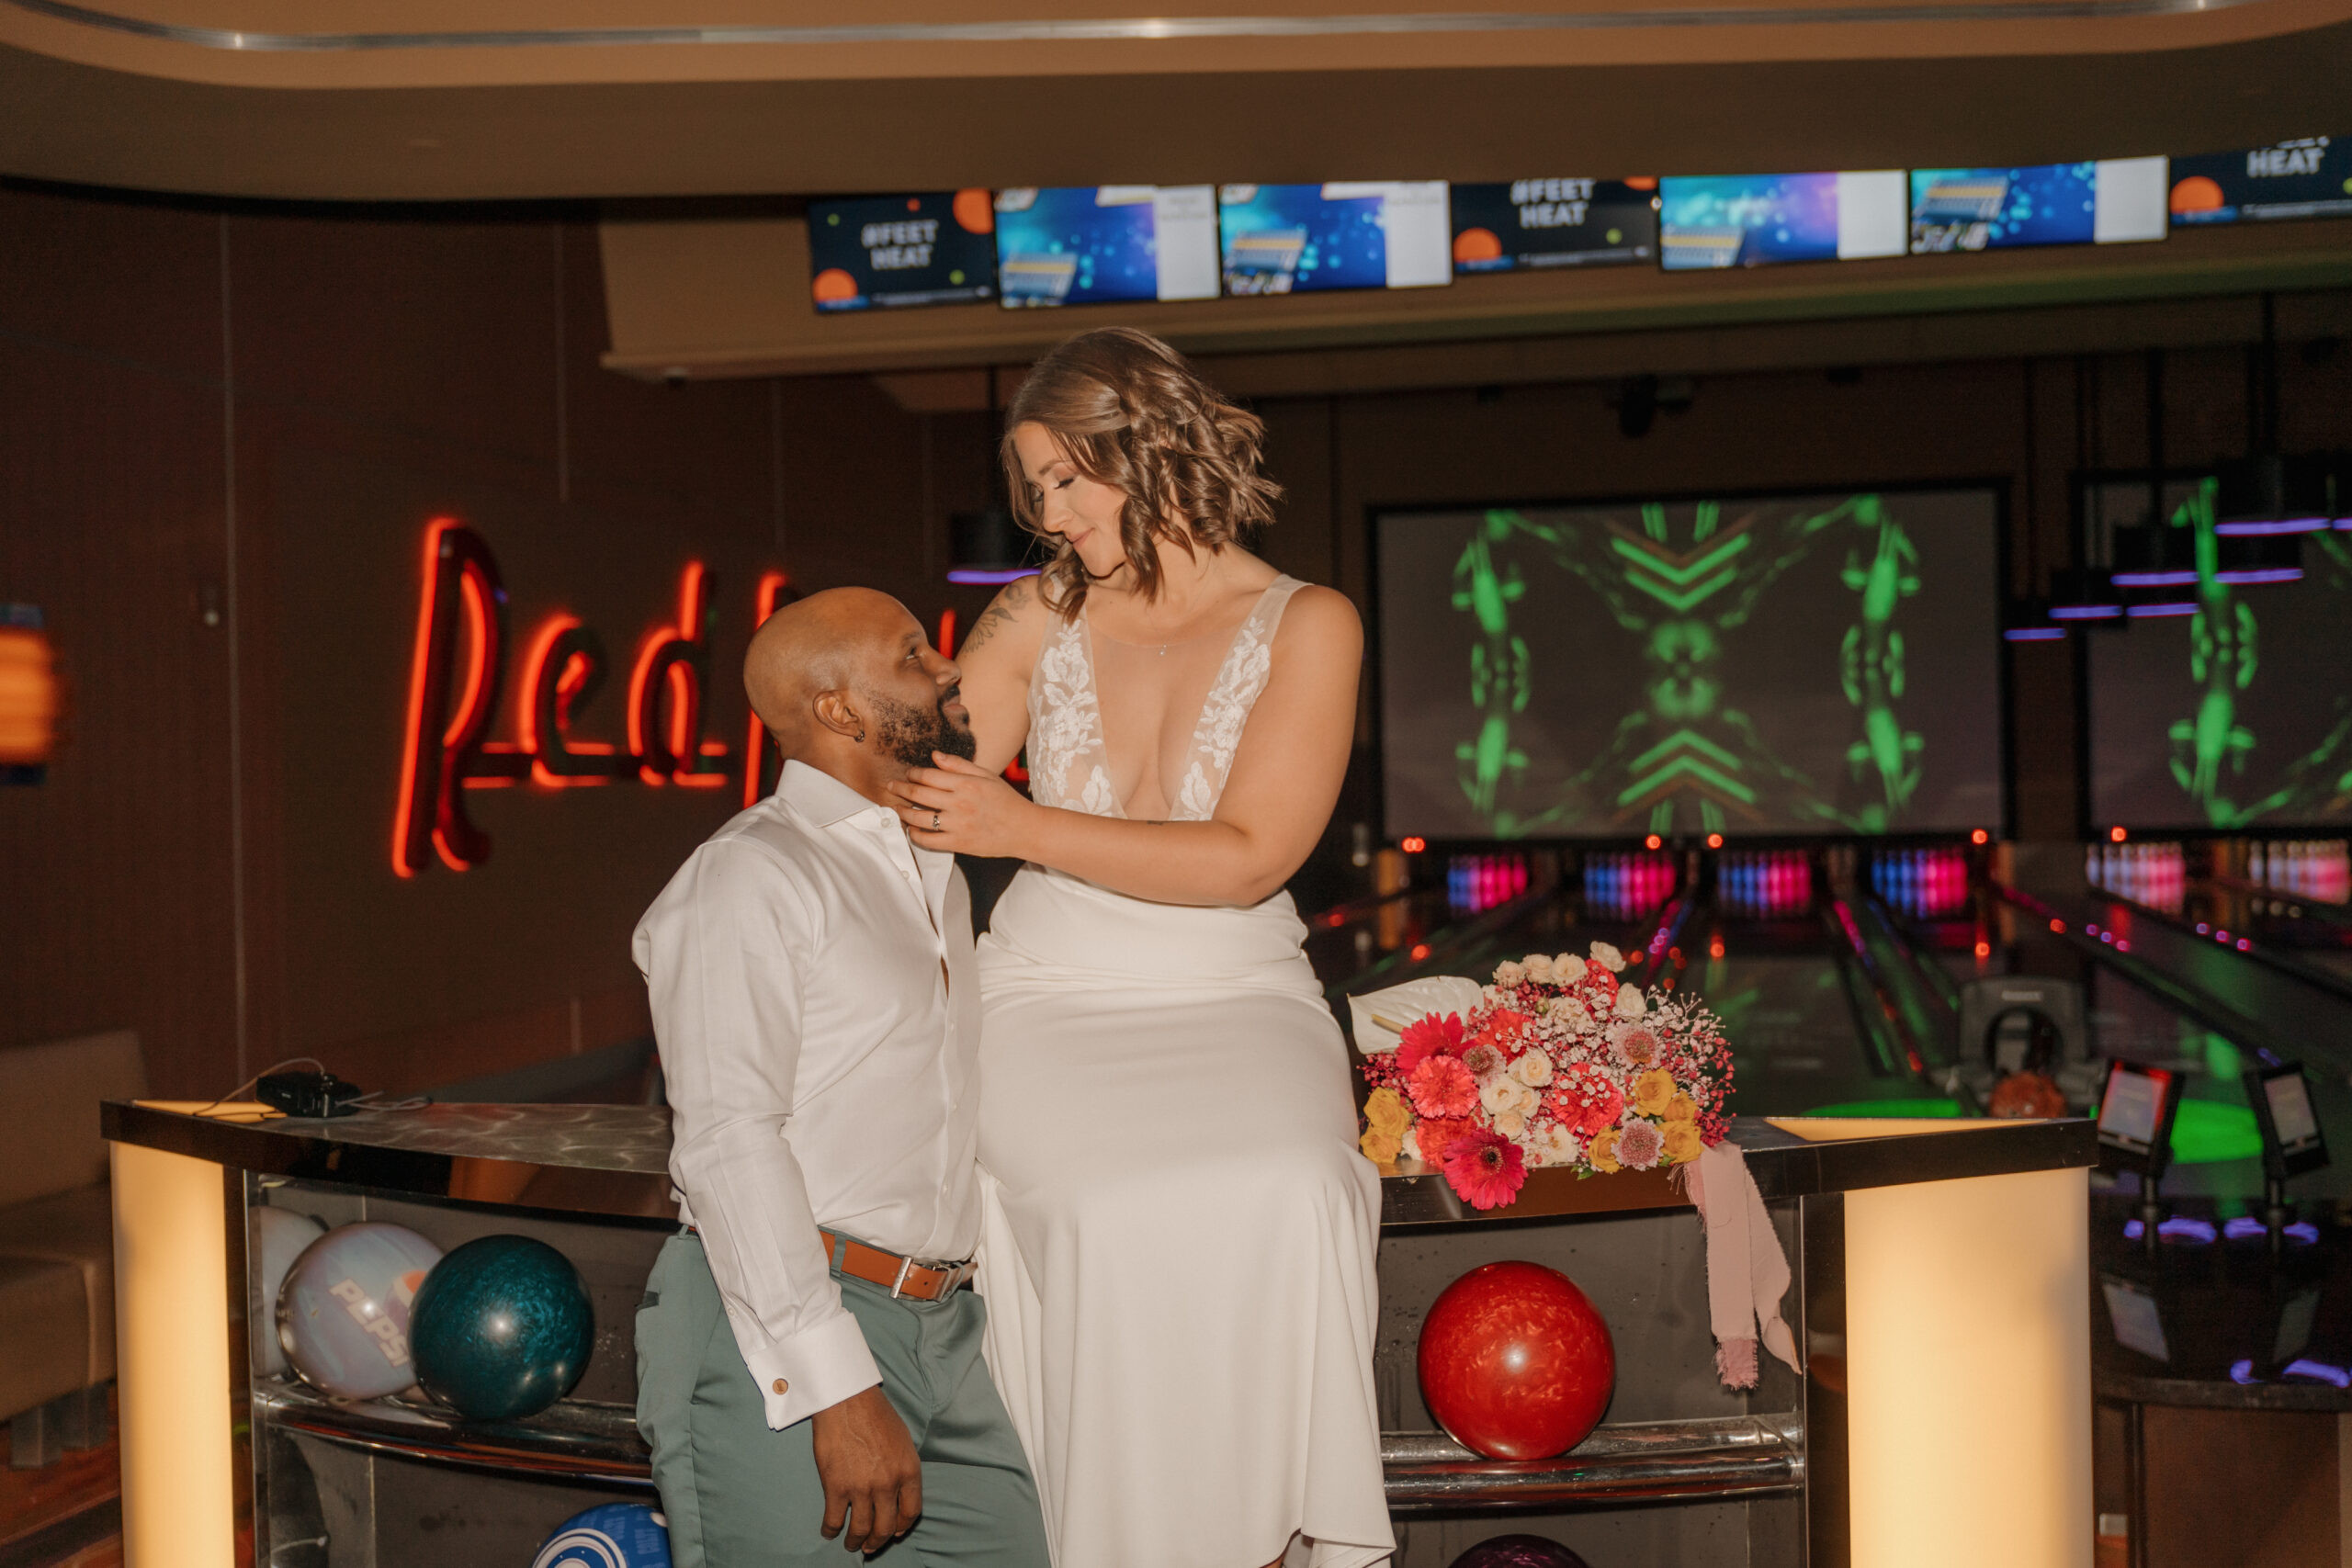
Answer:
[
  {"xmin": 2246, "ymin": 1060, "xmax": 2331, "ymax": 1247},
  {"xmin": 2097, "ymin": 1059, "xmax": 2184, "ymax": 1252},
  {"xmin": 257, "ymin": 1069, "xmax": 367, "ymax": 1119}
]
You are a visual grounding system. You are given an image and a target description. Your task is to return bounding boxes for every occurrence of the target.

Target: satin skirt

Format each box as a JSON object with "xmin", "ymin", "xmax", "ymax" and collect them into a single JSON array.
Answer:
[{"xmin": 973, "ymin": 865, "xmax": 1393, "ymax": 1568}]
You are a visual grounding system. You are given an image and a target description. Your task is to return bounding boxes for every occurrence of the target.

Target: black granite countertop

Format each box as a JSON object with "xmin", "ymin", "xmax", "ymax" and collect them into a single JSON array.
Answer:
[{"xmin": 104, "ymin": 1100, "xmax": 2095, "ymax": 1227}]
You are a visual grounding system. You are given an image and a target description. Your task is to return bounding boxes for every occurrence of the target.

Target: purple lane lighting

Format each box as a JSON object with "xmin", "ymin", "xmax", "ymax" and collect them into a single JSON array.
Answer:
[
  {"xmin": 945, "ymin": 567, "xmax": 1042, "ymax": 585},
  {"xmin": 2214, "ymin": 567, "xmax": 2304, "ymax": 585},
  {"xmin": 2049, "ymin": 604, "xmax": 2123, "ymax": 620},
  {"xmin": 2288, "ymin": 1222, "xmax": 2321, "ymax": 1244},
  {"xmin": 2213, "ymin": 517, "xmax": 2328, "ymax": 536},
  {"xmin": 2158, "ymin": 1216, "xmax": 2218, "ymax": 1244},
  {"xmin": 2126, "ymin": 602, "xmax": 2199, "ymax": 617},
  {"xmin": 2231, "ymin": 1359, "xmax": 2259, "ymax": 1384},
  {"xmin": 2004, "ymin": 627, "xmax": 2066, "ymax": 642},
  {"xmin": 2224, "ymin": 1216, "xmax": 2267, "ymax": 1240},
  {"xmin": 2110, "ymin": 570, "xmax": 2202, "ymax": 587},
  {"xmin": 2283, "ymin": 1359, "xmax": 2351, "ymax": 1387}
]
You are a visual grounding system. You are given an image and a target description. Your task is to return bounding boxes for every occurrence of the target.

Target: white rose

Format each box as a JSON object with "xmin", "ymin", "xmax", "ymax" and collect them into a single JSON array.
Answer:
[
  {"xmin": 1589, "ymin": 942, "xmax": 1626, "ymax": 974},
  {"xmin": 1552, "ymin": 953, "xmax": 1588, "ymax": 983},
  {"xmin": 1401, "ymin": 1125, "xmax": 1422, "ymax": 1162},
  {"xmin": 1533, "ymin": 1123, "xmax": 1582, "ymax": 1168},
  {"xmin": 1479, "ymin": 1075, "xmax": 1520, "ymax": 1115},
  {"xmin": 1494, "ymin": 961, "xmax": 1527, "ymax": 987},
  {"xmin": 1494, "ymin": 1110, "xmax": 1529, "ymax": 1141},
  {"xmin": 1510, "ymin": 1051, "xmax": 1555, "ymax": 1088},
  {"xmin": 1508, "ymin": 1078, "xmax": 1541, "ymax": 1115},
  {"xmin": 1615, "ymin": 987, "xmax": 1647, "ymax": 1019}
]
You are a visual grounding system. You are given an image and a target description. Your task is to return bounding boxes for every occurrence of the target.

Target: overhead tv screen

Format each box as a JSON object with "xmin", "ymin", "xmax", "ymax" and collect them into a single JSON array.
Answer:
[
  {"xmin": 1657, "ymin": 171, "xmax": 1905, "ymax": 270},
  {"xmin": 993, "ymin": 186, "xmax": 1219, "ymax": 308},
  {"xmin": 1216, "ymin": 183, "xmax": 1452, "ymax": 295},
  {"xmin": 1376, "ymin": 489, "xmax": 2006, "ymax": 840},
  {"xmin": 1450, "ymin": 178, "xmax": 1659, "ymax": 273},
  {"xmin": 2089, "ymin": 480, "xmax": 2352, "ymax": 830},
  {"xmin": 2170, "ymin": 139, "xmax": 2352, "ymax": 226},
  {"xmin": 1908, "ymin": 158, "xmax": 2167, "ymax": 253},
  {"xmin": 808, "ymin": 191, "xmax": 997, "ymax": 311}
]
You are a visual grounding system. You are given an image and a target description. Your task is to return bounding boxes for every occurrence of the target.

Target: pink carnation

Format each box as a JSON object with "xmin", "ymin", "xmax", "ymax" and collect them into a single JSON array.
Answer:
[
  {"xmin": 1396, "ymin": 1012, "xmax": 1466, "ymax": 1075},
  {"xmin": 1442, "ymin": 1128, "xmax": 1528, "ymax": 1211},
  {"xmin": 1408, "ymin": 1055, "xmax": 1479, "ymax": 1120},
  {"xmin": 1609, "ymin": 1024, "xmax": 1662, "ymax": 1068},
  {"xmin": 1614, "ymin": 1119, "xmax": 1664, "ymax": 1169},
  {"xmin": 1460, "ymin": 1043, "xmax": 1504, "ymax": 1079}
]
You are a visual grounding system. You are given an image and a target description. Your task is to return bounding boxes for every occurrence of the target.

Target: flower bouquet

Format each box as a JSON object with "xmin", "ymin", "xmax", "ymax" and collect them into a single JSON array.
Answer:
[{"xmin": 1354, "ymin": 942, "xmax": 1736, "ymax": 1212}]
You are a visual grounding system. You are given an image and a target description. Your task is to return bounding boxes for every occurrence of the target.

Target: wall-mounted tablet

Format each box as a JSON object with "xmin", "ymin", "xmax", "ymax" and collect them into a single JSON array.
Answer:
[
  {"xmin": 1217, "ymin": 183, "xmax": 1453, "ymax": 295},
  {"xmin": 2170, "ymin": 139, "xmax": 2352, "ymax": 227},
  {"xmin": 1656, "ymin": 171, "xmax": 1906, "ymax": 270},
  {"xmin": 1449, "ymin": 178, "xmax": 1659, "ymax": 273},
  {"xmin": 808, "ymin": 191, "xmax": 998, "ymax": 311},
  {"xmin": 1908, "ymin": 159, "xmax": 2168, "ymax": 253},
  {"xmin": 993, "ymin": 186, "xmax": 1220, "ymax": 309}
]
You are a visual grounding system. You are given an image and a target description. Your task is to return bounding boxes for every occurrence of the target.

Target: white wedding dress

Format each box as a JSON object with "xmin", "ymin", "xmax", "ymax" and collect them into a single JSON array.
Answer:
[{"xmin": 973, "ymin": 575, "xmax": 1393, "ymax": 1568}]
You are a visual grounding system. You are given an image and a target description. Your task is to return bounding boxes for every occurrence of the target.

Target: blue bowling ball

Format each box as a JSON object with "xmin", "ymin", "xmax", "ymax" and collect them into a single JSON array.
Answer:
[
  {"xmin": 531, "ymin": 1503, "xmax": 672, "ymax": 1568},
  {"xmin": 411, "ymin": 1234, "xmax": 594, "ymax": 1421}
]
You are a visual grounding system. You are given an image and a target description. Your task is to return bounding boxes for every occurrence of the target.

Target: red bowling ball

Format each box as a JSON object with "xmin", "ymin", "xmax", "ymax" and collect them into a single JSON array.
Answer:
[{"xmin": 1418, "ymin": 1260, "xmax": 1615, "ymax": 1461}]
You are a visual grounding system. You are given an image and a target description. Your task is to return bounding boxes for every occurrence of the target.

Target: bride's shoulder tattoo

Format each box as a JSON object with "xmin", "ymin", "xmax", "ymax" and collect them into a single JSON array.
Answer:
[{"xmin": 958, "ymin": 577, "xmax": 1032, "ymax": 655}]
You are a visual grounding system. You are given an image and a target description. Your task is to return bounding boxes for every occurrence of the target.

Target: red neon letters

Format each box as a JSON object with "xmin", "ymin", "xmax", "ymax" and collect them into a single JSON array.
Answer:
[{"xmin": 393, "ymin": 520, "xmax": 755, "ymax": 876}]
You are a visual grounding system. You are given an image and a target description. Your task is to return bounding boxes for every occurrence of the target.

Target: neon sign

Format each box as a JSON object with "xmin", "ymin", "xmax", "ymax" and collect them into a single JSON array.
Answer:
[{"xmin": 393, "ymin": 519, "xmax": 787, "ymax": 877}]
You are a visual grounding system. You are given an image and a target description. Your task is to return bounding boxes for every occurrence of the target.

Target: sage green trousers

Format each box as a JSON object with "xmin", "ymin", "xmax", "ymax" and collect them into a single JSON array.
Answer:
[{"xmin": 635, "ymin": 1232, "xmax": 1049, "ymax": 1568}]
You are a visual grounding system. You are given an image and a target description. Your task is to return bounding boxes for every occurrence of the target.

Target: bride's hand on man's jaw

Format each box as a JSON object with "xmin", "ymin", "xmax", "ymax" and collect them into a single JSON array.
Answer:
[{"xmin": 887, "ymin": 753, "xmax": 1037, "ymax": 858}]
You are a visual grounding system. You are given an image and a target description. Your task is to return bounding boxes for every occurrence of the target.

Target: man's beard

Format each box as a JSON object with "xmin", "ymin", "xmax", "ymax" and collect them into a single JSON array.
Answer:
[{"xmin": 869, "ymin": 686, "xmax": 978, "ymax": 770}]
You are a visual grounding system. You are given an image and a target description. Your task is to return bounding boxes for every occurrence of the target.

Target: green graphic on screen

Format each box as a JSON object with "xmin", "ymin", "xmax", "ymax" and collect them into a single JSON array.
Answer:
[
  {"xmin": 2089, "ymin": 479, "xmax": 2352, "ymax": 829},
  {"xmin": 1376, "ymin": 490, "xmax": 2004, "ymax": 840}
]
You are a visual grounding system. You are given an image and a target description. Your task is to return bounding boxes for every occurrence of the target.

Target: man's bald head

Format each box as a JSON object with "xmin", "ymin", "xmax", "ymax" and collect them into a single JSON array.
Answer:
[{"xmin": 744, "ymin": 587, "xmax": 912, "ymax": 760}]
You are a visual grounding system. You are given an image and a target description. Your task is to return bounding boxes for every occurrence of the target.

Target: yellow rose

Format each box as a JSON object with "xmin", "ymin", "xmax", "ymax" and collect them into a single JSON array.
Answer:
[
  {"xmin": 1661, "ymin": 1120, "xmax": 1703, "ymax": 1165},
  {"xmin": 1360, "ymin": 1127, "xmax": 1404, "ymax": 1165},
  {"xmin": 1665, "ymin": 1092, "xmax": 1698, "ymax": 1124},
  {"xmin": 1587, "ymin": 1128, "xmax": 1621, "ymax": 1174},
  {"xmin": 1633, "ymin": 1069, "xmax": 1678, "ymax": 1117},
  {"xmin": 1365, "ymin": 1087, "xmax": 1411, "ymax": 1137}
]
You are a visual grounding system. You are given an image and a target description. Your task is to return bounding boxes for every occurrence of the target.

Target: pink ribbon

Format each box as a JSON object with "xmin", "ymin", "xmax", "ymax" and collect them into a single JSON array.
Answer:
[{"xmin": 1679, "ymin": 1136, "xmax": 1800, "ymax": 1390}]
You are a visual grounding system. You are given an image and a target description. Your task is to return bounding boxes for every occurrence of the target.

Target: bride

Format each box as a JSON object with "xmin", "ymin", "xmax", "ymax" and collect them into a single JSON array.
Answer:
[{"xmin": 884, "ymin": 327, "xmax": 1391, "ymax": 1568}]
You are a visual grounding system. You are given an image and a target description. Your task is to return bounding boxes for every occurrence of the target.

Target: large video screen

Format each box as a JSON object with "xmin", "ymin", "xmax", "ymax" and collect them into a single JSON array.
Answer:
[
  {"xmin": 1909, "ymin": 159, "xmax": 2167, "ymax": 253},
  {"xmin": 1657, "ymin": 171, "xmax": 1905, "ymax": 270},
  {"xmin": 2089, "ymin": 480, "xmax": 2352, "ymax": 830},
  {"xmin": 2171, "ymin": 139, "xmax": 2352, "ymax": 227},
  {"xmin": 1376, "ymin": 489, "xmax": 2006, "ymax": 840},
  {"xmin": 1216, "ymin": 183, "xmax": 1452, "ymax": 295},
  {"xmin": 1450, "ymin": 178, "xmax": 1658, "ymax": 273},
  {"xmin": 992, "ymin": 186, "xmax": 1219, "ymax": 308},
  {"xmin": 807, "ymin": 192, "xmax": 998, "ymax": 311}
]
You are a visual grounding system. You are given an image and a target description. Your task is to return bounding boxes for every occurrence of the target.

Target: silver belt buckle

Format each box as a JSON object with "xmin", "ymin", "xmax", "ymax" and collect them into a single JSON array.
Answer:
[
  {"xmin": 901, "ymin": 1256, "xmax": 974, "ymax": 1299},
  {"xmin": 889, "ymin": 1256, "xmax": 916, "ymax": 1299}
]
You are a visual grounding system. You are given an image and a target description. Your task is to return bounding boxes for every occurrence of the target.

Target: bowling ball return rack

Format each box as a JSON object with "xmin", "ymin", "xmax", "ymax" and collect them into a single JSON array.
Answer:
[{"xmin": 104, "ymin": 1100, "xmax": 2096, "ymax": 1568}]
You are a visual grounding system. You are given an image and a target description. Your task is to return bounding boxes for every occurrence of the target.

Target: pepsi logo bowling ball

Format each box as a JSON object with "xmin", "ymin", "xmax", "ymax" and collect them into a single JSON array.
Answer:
[
  {"xmin": 411, "ymin": 1234, "xmax": 595, "ymax": 1421},
  {"xmin": 250, "ymin": 1207, "xmax": 326, "ymax": 1379},
  {"xmin": 1418, "ymin": 1260, "xmax": 1615, "ymax": 1461},
  {"xmin": 1448, "ymin": 1536, "xmax": 1591, "ymax": 1568},
  {"xmin": 532, "ymin": 1503, "xmax": 672, "ymax": 1568},
  {"xmin": 277, "ymin": 1222, "xmax": 444, "ymax": 1399}
]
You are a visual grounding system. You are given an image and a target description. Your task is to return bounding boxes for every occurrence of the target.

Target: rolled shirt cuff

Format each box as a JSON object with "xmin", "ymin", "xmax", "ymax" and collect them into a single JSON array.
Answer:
[{"xmin": 743, "ymin": 1306, "xmax": 883, "ymax": 1429}]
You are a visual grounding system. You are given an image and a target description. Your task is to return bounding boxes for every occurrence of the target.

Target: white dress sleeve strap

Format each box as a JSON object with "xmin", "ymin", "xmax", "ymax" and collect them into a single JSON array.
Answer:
[{"xmin": 1171, "ymin": 575, "xmax": 1305, "ymax": 821}]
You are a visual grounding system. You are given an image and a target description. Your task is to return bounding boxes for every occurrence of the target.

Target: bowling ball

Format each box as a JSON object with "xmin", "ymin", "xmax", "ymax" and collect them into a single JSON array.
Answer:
[
  {"xmin": 411, "ymin": 1234, "xmax": 594, "ymax": 1421},
  {"xmin": 532, "ymin": 1503, "xmax": 673, "ymax": 1568},
  {"xmin": 250, "ymin": 1206, "xmax": 325, "ymax": 1378},
  {"xmin": 1418, "ymin": 1260, "xmax": 1615, "ymax": 1461},
  {"xmin": 277, "ymin": 1222, "xmax": 443, "ymax": 1399},
  {"xmin": 1448, "ymin": 1537, "xmax": 1592, "ymax": 1568}
]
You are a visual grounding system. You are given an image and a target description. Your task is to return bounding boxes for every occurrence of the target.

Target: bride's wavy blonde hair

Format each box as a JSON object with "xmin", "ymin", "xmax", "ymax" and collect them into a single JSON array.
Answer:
[{"xmin": 1000, "ymin": 327, "xmax": 1282, "ymax": 616}]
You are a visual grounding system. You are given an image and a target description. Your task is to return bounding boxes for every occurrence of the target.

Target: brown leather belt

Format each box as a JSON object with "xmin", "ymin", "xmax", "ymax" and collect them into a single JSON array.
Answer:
[{"xmin": 686, "ymin": 1225, "xmax": 975, "ymax": 1303}]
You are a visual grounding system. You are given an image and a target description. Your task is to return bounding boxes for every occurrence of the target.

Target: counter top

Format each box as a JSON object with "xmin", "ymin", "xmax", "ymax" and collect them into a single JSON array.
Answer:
[{"xmin": 103, "ymin": 1100, "xmax": 2095, "ymax": 1226}]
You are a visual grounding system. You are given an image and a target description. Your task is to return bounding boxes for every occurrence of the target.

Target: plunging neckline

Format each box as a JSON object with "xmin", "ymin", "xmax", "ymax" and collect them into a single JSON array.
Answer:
[{"xmin": 1024, "ymin": 575, "xmax": 1304, "ymax": 824}]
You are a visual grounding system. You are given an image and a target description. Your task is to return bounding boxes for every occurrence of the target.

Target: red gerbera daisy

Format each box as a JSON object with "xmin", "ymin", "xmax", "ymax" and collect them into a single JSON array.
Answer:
[
  {"xmin": 1442, "ymin": 1128, "xmax": 1528, "ymax": 1211},
  {"xmin": 1408, "ymin": 1055, "xmax": 1479, "ymax": 1120},
  {"xmin": 1396, "ymin": 1012, "xmax": 1467, "ymax": 1075}
]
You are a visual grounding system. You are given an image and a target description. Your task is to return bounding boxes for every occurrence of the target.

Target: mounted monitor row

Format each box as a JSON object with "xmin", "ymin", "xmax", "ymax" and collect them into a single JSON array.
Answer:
[{"xmin": 804, "ymin": 138, "xmax": 2347, "ymax": 313}]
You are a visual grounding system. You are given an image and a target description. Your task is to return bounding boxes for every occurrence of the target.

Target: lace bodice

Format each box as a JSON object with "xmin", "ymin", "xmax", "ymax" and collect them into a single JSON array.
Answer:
[{"xmin": 1024, "ymin": 575, "xmax": 1305, "ymax": 822}]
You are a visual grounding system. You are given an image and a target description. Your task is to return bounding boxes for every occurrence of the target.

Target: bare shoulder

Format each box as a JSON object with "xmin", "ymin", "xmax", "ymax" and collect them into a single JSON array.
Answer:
[
  {"xmin": 957, "ymin": 573, "xmax": 1054, "ymax": 661},
  {"xmin": 1274, "ymin": 582, "xmax": 1364, "ymax": 660}
]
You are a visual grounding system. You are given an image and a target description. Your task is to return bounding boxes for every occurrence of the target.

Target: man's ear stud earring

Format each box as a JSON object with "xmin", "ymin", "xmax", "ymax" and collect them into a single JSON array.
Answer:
[{"xmin": 855, "ymin": 730, "xmax": 866, "ymax": 743}]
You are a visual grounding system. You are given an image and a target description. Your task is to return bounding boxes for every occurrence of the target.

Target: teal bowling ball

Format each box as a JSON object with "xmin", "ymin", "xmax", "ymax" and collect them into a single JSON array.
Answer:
[{"xmin": 410, "ymin": 1235, "xmax": 594, "ymax": 1421}]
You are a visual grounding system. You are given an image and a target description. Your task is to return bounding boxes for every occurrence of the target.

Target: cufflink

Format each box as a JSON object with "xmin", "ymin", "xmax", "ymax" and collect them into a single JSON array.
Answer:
[{"xmin": 773, "ymin": 1378, "xmax": 789, "ymax": 1395}]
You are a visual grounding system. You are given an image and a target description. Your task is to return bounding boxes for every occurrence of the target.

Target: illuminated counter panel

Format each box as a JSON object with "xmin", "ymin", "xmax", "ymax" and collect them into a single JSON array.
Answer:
[{"xmin": 104, "ymin": 1101, "xmax": 2093, "ymax": 1567}]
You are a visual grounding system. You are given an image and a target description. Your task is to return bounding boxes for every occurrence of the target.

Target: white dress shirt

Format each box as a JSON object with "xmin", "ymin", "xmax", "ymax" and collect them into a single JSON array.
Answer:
[{"xmin": 633, "ymin": 759, "xmax": 981, "ymax": 1429}]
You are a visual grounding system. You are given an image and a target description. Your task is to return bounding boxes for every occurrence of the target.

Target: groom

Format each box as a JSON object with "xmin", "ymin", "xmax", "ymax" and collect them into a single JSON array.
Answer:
[{"xmin": 633, "ymin": 588, "xmax": 1048, "ymax": 1565}]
